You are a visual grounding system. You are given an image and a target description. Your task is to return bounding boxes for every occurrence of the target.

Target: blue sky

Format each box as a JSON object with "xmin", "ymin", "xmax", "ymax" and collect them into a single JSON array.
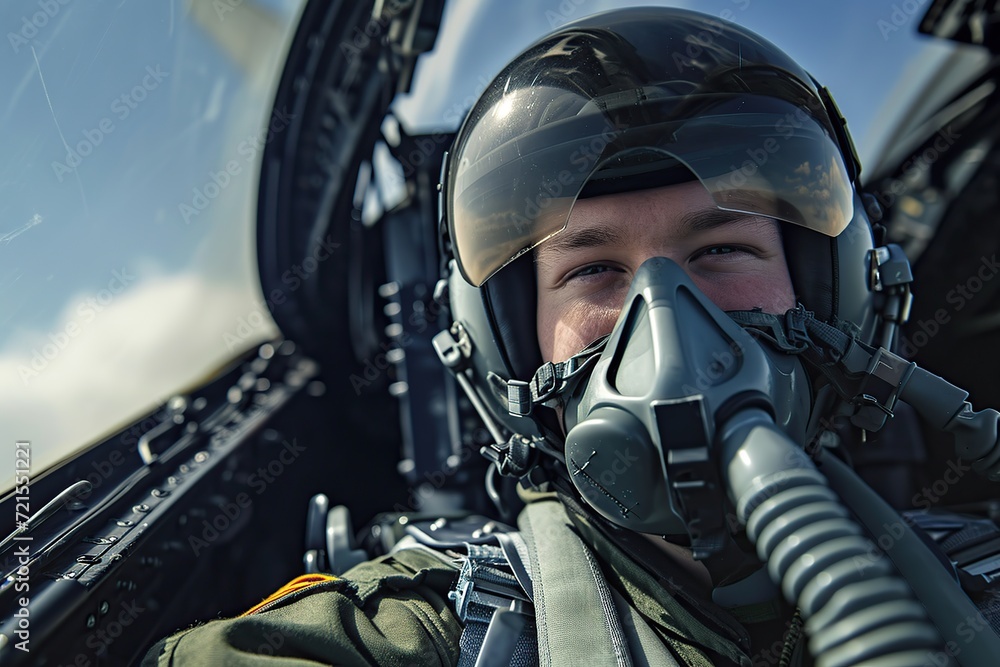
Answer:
[
  {"xmin": 0, "ymin": 0, "xmax": 294, "ymax": 485},
  {"xmin": 394, "ymin": 0, "xmax": 972, "ymax": 171}
]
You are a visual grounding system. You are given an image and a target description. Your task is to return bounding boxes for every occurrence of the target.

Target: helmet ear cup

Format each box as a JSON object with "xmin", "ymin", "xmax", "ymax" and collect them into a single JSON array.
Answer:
[
  {"xmin": 448, "ymin": 255, "xmax": 547, "ymax": 440},
  {"xmin": 483, "ymin": 253, "xmax": 542, "ymax": 382},
  {"xmin": 781, "ymin": 222, "xmax": 836, "ymax": 323},
  {"xmin": 833, "ymin": 197, "xmax": 878, "ymax": 341},
  {"xmin": 780, "ymin": 192, "xmax": 875, "ymax": 341}
]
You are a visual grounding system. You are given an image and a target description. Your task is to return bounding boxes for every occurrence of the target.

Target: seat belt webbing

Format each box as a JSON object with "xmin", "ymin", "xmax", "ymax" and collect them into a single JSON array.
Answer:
[{"xmin": 519, "ymin": 499, "xmax": 633, "ymax": 667}]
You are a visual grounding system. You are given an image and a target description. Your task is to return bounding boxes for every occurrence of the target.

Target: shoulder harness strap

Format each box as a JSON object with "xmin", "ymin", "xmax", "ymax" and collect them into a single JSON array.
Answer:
[{"xmin": 518, "ymin": 498, "xmax": 634, "ymax": 667}]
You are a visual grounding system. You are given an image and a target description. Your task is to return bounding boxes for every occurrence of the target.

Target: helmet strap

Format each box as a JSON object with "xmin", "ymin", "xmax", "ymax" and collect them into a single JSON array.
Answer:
[
  {"xmin": 729, "ymin": 305, "xmax": 909, "ymax": 435},
  {"xmin": 492, "ymin": 335, "xmax": 610, "ymax": 418}
]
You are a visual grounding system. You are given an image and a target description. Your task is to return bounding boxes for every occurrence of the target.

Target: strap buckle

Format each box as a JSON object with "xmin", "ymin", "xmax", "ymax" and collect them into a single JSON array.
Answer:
[
  {"xmin": 449, "ymin": 545, "xmax": 533, "ymax": 623},
  {"xmin": 433, "ymin": 322, "xmax": 474, "ymax": 371},
  {"xmin": 727, "ymin": 306, "xmax": 811, "ymax": 354},
  {"xmin": 505, "ymin": 336, "xmax": 608, "ymax": 417},
  {"xmin": 784, "ymin": 306, "xmax": 811, "ymax": 352},
  {"xmin": 481, "ymin": 434, "xmax": 538, "ymax": 478}
]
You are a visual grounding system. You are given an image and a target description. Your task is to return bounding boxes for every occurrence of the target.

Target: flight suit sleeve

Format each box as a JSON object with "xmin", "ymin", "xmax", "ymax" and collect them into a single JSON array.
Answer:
[{"xmin": 140, "ymin": 548, "xmax": 462, "ymax": 666}]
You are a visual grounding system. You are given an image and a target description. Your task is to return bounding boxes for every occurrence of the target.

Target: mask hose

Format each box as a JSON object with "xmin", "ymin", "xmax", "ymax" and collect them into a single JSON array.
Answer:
[{"xmin": 721, "ymin": 407, "xmax": 948, "ymax": 667}]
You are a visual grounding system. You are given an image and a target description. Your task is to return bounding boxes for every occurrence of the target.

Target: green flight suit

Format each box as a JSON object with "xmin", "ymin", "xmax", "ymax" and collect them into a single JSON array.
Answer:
[{"xmin": 141, "ymin": 496, "xmax": 800, "ymax": 666}]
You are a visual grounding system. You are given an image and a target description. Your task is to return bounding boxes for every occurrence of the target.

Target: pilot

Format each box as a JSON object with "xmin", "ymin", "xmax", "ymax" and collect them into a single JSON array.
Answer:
[{"xmin": 143, "ymin": 7, "xmax": 939, "ymax": 666}]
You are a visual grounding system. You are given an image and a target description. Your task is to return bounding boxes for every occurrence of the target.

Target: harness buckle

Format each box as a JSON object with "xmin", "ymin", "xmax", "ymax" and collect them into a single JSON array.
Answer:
[{"xmin": 449, "ymin": 545, "xmax": 533, "ymax": 623}]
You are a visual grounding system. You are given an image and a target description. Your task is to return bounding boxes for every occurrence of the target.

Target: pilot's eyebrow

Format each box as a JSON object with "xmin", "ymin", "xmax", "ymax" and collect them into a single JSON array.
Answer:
[
  {"xmin": 538, "ymin": 209, "xmax": 772, "ymax": 258},
  {"xmin": 537, "ymin": 225, "xmax": 630, "ymax": 256},
  {"xmin": 677, "ymin": 208, "xmax": 772, "ymax": 233}
]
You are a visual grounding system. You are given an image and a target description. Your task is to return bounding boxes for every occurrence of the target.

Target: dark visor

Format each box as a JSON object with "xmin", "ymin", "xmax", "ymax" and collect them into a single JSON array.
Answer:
[{"xmin": 448, "ymin": 91, "xmax": 853, "ymax": 286}]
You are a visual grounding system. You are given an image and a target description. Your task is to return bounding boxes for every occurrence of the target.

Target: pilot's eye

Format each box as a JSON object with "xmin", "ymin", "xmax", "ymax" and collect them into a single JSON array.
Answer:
[
  {"xmin": 702, "ymin": 246, "xmax": 739, "ymax": 255},
  {"xmin": 696, "ymin": 245, "xmax": 755, "ymax": 259},
  {"xmin": 568, "ymin": 264, "xmax": 620, "ymax": 280}
]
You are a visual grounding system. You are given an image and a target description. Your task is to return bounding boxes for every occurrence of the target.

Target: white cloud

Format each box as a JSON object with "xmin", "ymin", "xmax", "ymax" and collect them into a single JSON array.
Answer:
[{"xmin": 0, "ymin": 272, "xmax": 278, "ymax": 489}]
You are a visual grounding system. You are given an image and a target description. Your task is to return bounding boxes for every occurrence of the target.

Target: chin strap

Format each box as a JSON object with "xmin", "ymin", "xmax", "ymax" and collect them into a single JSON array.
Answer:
[
  {"xmin": 434, "ymin": 322, "xmax": 593, "ymax": 482},
  {"xmin": 490, "ymin": 335, "xmax": 609, "ymax": 418}
]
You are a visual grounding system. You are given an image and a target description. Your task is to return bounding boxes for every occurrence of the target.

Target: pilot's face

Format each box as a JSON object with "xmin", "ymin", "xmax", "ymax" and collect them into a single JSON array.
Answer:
[{"xmin": 535, "ymin": 181, "xmax": 797, "ymax": 363}]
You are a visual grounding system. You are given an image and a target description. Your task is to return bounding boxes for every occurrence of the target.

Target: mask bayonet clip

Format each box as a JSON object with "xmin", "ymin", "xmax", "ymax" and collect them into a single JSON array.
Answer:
[
  {"xmin": 505, "ymin": 337, "xmax": 609, "ymax": 418},
  {"xmin": 848, "ymin": 346, "xmax": 915, "ymax": 432}
]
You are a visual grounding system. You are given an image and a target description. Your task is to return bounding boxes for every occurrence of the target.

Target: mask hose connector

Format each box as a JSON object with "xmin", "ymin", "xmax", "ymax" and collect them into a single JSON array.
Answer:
[{"xmin": 721, "ymin": 408, "xmax": 947, "ymax": 666}]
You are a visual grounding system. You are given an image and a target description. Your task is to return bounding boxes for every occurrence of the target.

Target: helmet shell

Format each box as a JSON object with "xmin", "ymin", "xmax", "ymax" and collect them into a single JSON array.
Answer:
[{"xmin": 441, "ymin": 7, "xmax": 874, "ymax": 436}]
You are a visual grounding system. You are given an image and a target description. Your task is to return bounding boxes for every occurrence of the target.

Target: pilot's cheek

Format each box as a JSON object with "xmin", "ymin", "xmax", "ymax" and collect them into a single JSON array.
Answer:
[
  {"xmin": 548, "ymin": 306, "xmax": 619, "ymax": 363},
  {"xmin": 693, "ymin": 272, "xmax": 795, "ymax": 315}
]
